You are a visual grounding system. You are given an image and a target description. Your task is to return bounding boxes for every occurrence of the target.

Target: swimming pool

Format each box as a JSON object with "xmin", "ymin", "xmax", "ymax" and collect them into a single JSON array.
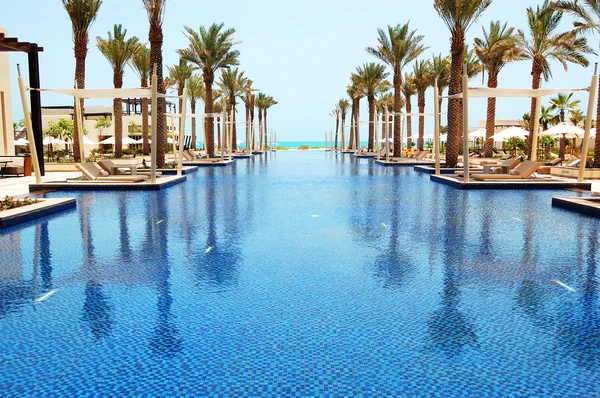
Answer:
[{"xmin": 1, "ymin": 151, "xmax": 599, "ymax": 396}]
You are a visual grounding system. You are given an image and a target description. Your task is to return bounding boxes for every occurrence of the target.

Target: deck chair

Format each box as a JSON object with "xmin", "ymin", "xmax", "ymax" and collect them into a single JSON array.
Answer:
[
  {"xmin": 182, "ymin": 150, "xmax": 195, "ymax": 161},
  {"xmin": 472, "ymin": 161, "xmax": 542, "ymax": 181},
  {"xmin": 545, "ymin": 158, "xmax": 562, "ymax": 166},
  {"xmin": 76, "ymin": 163, "xmax": 147, "ymax": 182},
  {"xmin": 455, "ymin": 158, "xmax": 520, "ymax": 177},
  {"xmin": 97, "ymin": 159, "xmax": 134, "ymax": 175},
  {"xmin": 415, "ymin": 151, "xmax": 430, "ymax": 161}
]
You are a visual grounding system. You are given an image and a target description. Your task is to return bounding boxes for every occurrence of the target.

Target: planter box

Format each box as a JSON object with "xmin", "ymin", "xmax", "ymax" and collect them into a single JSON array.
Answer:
[{"xmin": 0, "ymin": 198, "xmax": 76, "ymax": 229}]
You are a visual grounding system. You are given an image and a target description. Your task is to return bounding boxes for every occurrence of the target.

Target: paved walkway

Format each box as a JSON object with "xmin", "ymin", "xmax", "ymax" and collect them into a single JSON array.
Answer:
[{"xmin": 0, "ymin": 172, "xmax": 80, "ymax": 197}]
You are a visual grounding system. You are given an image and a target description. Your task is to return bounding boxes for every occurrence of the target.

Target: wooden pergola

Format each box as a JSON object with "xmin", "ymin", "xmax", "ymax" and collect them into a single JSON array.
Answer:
[{"xmin": 0, "ymin": 32, "xmax": 44, "ymax": 174}]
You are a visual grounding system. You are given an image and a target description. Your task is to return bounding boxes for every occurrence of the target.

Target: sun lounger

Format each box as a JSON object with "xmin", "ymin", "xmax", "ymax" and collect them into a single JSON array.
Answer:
[
  {"xmin": 455, "ymin": 158, "xmax": 520, "ymax": 177},
  {"xmin": 415, "ymin": 151, "xmax": 430, "ymax": 161},
  {"xmin": 182, "ymin": 151, "xmax": 195, "ymax": 161},
  {"xmin": 76, "ymin": 163, "xmax": 147, "ymax": 182},
  {"xmin": 97, "ymin": 159, "xmax": 136, "ymax": 175},
  {"xmin": 472, "ymin": 161, "xmax": 542, "ymax": 181}
]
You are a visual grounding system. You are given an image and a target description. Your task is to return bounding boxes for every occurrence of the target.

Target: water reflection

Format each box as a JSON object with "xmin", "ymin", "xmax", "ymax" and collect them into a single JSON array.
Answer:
[
  {"xmin": 79, "ymin": 196, "xmax": 113, "ymax": 340},
  {"xmin": 428, "ymin": 189, "xmax": 477, "ymax": 357}
]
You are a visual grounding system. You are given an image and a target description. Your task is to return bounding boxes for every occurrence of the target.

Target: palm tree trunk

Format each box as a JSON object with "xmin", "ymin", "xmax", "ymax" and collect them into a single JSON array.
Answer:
[
  {"xmin": 231, "ymin": 96, "xmax": 237, "ymax": 151},
  {"xmin": 264, "ymin": 109, "xmax": 268, "ymax": 149},
  {"xmin": 393, "ymin": 71, "xmax": 403, "ymax": 157},
  {"xmin": 349, "ymin": 100, "xmax": 356, "ymax": 149},
  {"xmin": 258, "ymin": 109, "xmax": 263, "ymax": 150},
  {"xmin": 355, "ymin": 99, "xmax": 361, "ymax": 148},
  {"xmin": 527, "ymin": 58, "xmax": 543, "ymax": 159},
  {"xmin": 73, "ymin": 37, "xmax": 86, "ymax": 163},
  {"xmin": 204, "ymin": 76, "xmax": 215, "ymax": 157},
  {"xmin": 418, "ymin": 91, "xmax": 425, "ymax": 151},
  {"xmin": 406, "ymin": 97, "xmax": 413, "ymax": 151},
  {"xmin": 335, "ymin": 116, "xmax": 339, "ymax": 149},
  {"xmin": 191, "ymin": 100, "xmax": 196, "ymax": 150},
  {"xmin": 149, "ymin": 22, "xmax": 165, "ymax": 168},
  {"xmin": 368, "ymin": 94, "xmax": 375, "ymax": 151},
  {"xmin": 446, "ymin": 35, "xmax": 465, "ymax": 168},
  {"xmin": 250, "ymin": 96, "xmax": 255, "ymax": 150},
  {"xmin": 217, "ymin": 117, "xmax": 221, "ymax": 149},
  {"xmin": 114, "ymin": 71, "xmax": 123, "ymax": 158},
  {"xmin": 484, "ymin": 74, "xmax": 498, "ymax": 158},
  {"xmin": 593, "ymin": 80, "xmax": 600, "ymax": 168}
]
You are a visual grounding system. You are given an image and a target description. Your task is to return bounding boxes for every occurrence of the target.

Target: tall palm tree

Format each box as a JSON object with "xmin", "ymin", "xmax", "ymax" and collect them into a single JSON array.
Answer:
[
  {"xmin": 549, "ymin": 92, "xmax": 581, "ymax": 159},
  {"xmin": 263, "ymin": 95, "xmax": 278, "ymax": 149},
  {"xmin": 520, "ymin": 0, "xmax": 592, "ymax": 157},
  {"xmin": 376, "ymin": 93, "xmax": 396, "ymax": 147},
  {"xmin": 434, "ymin": 0, "xmax": 492, "ymax": 167},
  {"xmin": 555, "ymin": 0, "xmax": 600, "ymax": 166},
  {"xmin": 97, "ymin": 24, "xmax": 140, "ymax": 158},
  {"xmin": 366, "ymin": 23, "xmax": 427, "ymax": 157},
  {"xmin": 255, "ymin": 93, "xmax": 268, "ymax": 150},
  {"xmin": 167, "ymin": 58, "xmax": 194, "ymax": 114},
  {"xmin": 142, "ymin": 0, "xmax": 167, "ymax": 167},
  {"xmin": 63, "ymin": 0, "xmax": 102, "ymax": 162},
  {"xmin": 242, "ymin": 80, "xmax": 255, "ymax": 152},
  {"xmin": 475, "ymin": 21, "xmax": 525, "ymax": 157},
  {"xmin": 129, "ymin": 44, "xmax": 151, "ymax": 155},
  {"xmin": 218, "ymin": 68, "xmax": 248, "ymax": 150},
  {"xmin": 401, "ymin": 74, "xmax": 416, "ymax": 150},
  {"xmin": 178, "ymin": 23, "xmax": 240, "ymax": 158},
  {"xmin": 338, "ymin": 99, "xmax": 351, "ymax": 150},
  {"xmin": 187, "ymin": 75, "xmax": 204, "ymax": 149},
  {"xmin": 430, "ymin": 54, "xmax": 451, "ymax": 131},
  {"xmin": 353, "ymin": 63, "xmax": 391, "ymax": 151},
  {"xmin": 412, "ymin": 60, "xmax": 432, "ymax": 151},
  {"xmin": 347, "ymin": 83, "xmax": 365, "ymax": 150},
  {"xmin": 331, "ymin": 106, "xmax": 341, "ymax": 149}
]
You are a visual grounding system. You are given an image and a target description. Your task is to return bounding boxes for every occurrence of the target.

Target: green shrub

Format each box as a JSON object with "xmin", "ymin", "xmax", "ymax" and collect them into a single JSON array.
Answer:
[
  {"xmin": 276, "ymin": 146, "xmax": 288, "ymax": 150},
  {"xmin": 1, "ymin": 196, "xmax": 40, "ymax": 212},
  {"xmin": 298, "ymin": 145, "xmax": 310, "ymax": 150}
]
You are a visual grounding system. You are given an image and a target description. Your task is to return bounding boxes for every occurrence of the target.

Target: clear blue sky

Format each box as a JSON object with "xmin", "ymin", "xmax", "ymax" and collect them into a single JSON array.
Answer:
[{"xmin": 3, "ymin": 0, "xmax": 598, "ymax": 141}]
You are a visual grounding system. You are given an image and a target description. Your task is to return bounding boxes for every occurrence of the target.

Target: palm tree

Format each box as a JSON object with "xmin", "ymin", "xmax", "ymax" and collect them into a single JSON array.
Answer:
[
  {"xmin": 218, "ymin": 68, "xmax": 248, "ymax": 150},
  {"xmin": 474, "ymin": 21, "xmax": 525, "ymax": 157},
  {"xmin": 142, "ymin": 0, "xmax": 167, "ymax": 167},
  {"xmin": 520, "ymin": 1, "xmax": 592, "ymax": 158},
  {"xmin": 331, "ymin": 106, "xmax": 341, "ymax": 149},
  {"xmin": 555, "ymin": 0, "xmax": 600, "ymax": 166},
  {"xmin": 187, "ymin": 75, "xmax": 204, "ymax": 150},
  {"xmin": 338, "ymin": 99, "xmax": 351, "ymax": 150},
  {"xmin": 97, "ymin": 24, "xmax": 140, "ymax": 158},
  {"xmin": 366, "ymin": 23, "xmax": 427, "ymax": 157},
  {"xmin": 376, "ymin": 93, "xmax": 396, "ymax": 148},
  {"xmin": 129, "ymin": 44, "xmax": 151, "ymax": 155},
  {"xmin": 255, "ymin": 93, "xmax": 267, "ymax": 150},
  {"xmin": 434, "ymin": 0, "xmax": 492, "ymax": 167},
  {"xmin": 241, "ymin": 80, "xmax": 255, "ymax": 152},
  {"xmin": 178, "ymin": 23, "xmax": 240, "ymax": 158},
  {"xmin": 549, "ymin": 92, "xmax": 581, "ymax": 159},
  {"xmin": 263, "ymin": 96, "xmax": 278, "ymax": 149},
  {"xmin": 430, "ymin": 54, "xmax": 451, "ymax": 131},
  {"xmin": 347, "ymin": 83, "xmax": 365, "ymax": 150},
  {"xmin": 412, "ymin": 60, "xmax": 432, "ymax": 151},
  {"xmin": 353, "ymin": 63, "xmax": 391, "ymax": 151},
  {"xmin": 167, "ymin": 58, "xmax": 194, "ymax": 114},
  {"xmin": 401, "ymin": 74, "xmax": 416, "ymax": 150},
  {"xmin": 62, "ymin": 0, "xmax": 102, "ymax": 162}
]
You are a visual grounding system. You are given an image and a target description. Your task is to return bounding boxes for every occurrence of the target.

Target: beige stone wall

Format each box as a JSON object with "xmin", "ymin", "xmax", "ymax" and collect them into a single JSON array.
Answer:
[{"xmin": 0, "ymin": 27, "xmax": 15, "ymax": 156}]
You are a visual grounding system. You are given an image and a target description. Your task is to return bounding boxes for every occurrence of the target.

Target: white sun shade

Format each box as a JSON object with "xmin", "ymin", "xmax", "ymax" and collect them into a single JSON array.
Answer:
[
  {"xmin": 42, "ymin": 137, "xmax": 67, "ymax": 145},
  {"xmin": 447, "ymin": 87, "xmax": 589, "ymax": 99},
  {"xmin": 468, "ymin": 128, "xmax": 487, "ymax": 139},
  {"xmin": 99, "ymin": 136, "xmax": 138, "ymax": 145},
  {"xmin": 14, "ymin": 138, "xmax": 29, "ymax": 145},
  {"xmin": 32, "ymin": 87, "xmax": 176, "ymax": 99},
  {"xmin": 539, "ymin": 122, "xmax": 587, "ymax": 138},
  {"xmin": 491, "ymin": 127, "xmax": 530, "ymax": 140}
]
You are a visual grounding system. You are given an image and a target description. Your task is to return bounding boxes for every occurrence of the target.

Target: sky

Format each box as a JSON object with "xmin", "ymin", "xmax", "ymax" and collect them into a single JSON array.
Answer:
[{"xmin": 2, "ymin": 0, "xmax": 599, "ymax": 142}]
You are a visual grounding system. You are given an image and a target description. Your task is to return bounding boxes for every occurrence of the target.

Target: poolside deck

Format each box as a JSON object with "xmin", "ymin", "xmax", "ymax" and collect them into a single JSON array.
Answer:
[
  {"xmin": 232, "ymin": 153, "xmax": 254, "ymax": 159},
  {"xmin": 353, "ymin": 153, "xmax": 377, "ymax": 158},
  {"xmin": 182, "ymin": 159, "xmax": 234, "ymax": 167},
  {"xmin": 375, "ymin": 158, "xmax": 436, "ymax": 167},
  {"xmin": 413, "ymin": 165, "xmax": 459, "ymax": 174},
  {"xmin": 29, "ymin": 175, "xmax": 186, "ymax": 192},
  {"xmin": 552, "ymin": 196, "xmax": 600, "ymax": 218},
  {"xmin": 430, "ymin": 174, "xmax": 592, "ymax": 190}
]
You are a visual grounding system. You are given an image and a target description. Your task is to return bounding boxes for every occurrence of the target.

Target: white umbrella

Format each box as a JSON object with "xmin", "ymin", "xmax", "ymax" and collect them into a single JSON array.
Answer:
[
  {"xmin": 14, "ymin": 138, "xmax": 29, "ymax": 145},
  {"xmin": 83, "ymin": 136, "xmax": 98, "ymax": 145},
  {"xmin": 43, "ymin": 137, "xmax": 67, "ymax": 145},
  {"xmin": 439, "ymin": 134, "xmax": 448, "ymax": 142},
  {"xmin": 468, "ymin": 128, "xmax": 487, "ymax": 139},
  {"xmin": 378, "ymin": 138, "xmax": 393, "ymax": 143},
  {"xmin": 539, "ymin": 122, "xmax": 591, "ymax": 138},
  {"xmin": 491, "ymin": 127, "xmax": 529, "ymax": 140},
  {"xmin": 135, "ymin": 138, "xmax": 175, "ymax": 144},
  {"xmin": 99, "ymin": 136, "xmax": 137, "ymax": 145}
]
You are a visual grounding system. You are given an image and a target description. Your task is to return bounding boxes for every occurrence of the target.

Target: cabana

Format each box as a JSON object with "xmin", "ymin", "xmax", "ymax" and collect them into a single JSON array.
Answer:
[
  {"xmin": 437, "ymin": 64, "xmax": 598, "ymax": 183},
  {"xmin": 18, "ymin": 66, "xmax": 188, "ymax": 183}
]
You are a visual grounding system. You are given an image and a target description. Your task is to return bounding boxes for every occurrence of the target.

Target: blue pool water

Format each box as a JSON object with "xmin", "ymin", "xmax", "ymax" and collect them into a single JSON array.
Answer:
[{"xmin": 1, "ymin": 151, "xmax": 599, "ymax": 397}]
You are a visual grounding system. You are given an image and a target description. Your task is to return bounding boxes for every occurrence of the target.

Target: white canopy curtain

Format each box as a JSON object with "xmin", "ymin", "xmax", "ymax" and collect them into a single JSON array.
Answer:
[
  {"xmin": 20, "ymin": 70, "xmax": 169, "ymax": 183},
  {"xmin": 438, "ymin": 73, "xmax": 597, "ymax": 182}
]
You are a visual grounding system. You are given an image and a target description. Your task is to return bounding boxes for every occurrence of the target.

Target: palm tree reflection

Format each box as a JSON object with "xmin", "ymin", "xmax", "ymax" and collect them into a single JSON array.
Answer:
[{"xmin": 428, "ymin": 190, "xmax": 477, "ymax": 357}]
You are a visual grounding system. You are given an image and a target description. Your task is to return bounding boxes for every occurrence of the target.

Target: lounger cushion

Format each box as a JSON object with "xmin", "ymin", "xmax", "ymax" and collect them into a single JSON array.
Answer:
[
  {"xmin": 99, "ymin": 170, "xmax": 109, "ymax": 177},
  {"xmin": 509, "ymin": 169, "xmax": 519, "ymax": 175},
  {"xmin": 490, "ymin": 167, "xmax": 502, "ymax": 174}
]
